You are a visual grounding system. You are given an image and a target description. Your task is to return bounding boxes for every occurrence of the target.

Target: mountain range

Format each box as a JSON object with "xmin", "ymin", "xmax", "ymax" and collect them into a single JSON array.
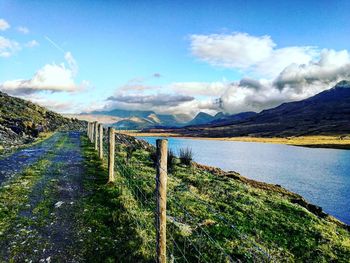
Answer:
[
  {"xmin": 68, "ymin": 80, "xmax": 350, "ymax": 136},
  {"xmin": 76, "ymin": 107, "xmax": 258, "ymax": 130},
  {"xmin": 154, "ymin": 80, "xmax": 350, "ymax": 137}
]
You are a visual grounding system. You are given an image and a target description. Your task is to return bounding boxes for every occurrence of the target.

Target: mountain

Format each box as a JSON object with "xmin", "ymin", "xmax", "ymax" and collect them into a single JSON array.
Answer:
[
  {"xmin": 208, "ymin": 111, "xmax": 257, "ymax": 126},
  {"xmin": 0, "ymin": 91, "xmax": 86, "ymax": 148},
  {"xmin": 187, "ymin": 112, "xmax": 216, "ymax": 126},
  {"xmin": 157, "ymin": 80, "xmax": 350, "ymax": 137},
  {"xmin": 82, "ymin": 108, "xmax": 185, "ymax": 130},
  {"xmin": 184, "ymin": 111, "xmax": 257, "ymax": 127},
  {"xmin": 89, "ymin": 109, "xmax": 155, "ymax": 118}
]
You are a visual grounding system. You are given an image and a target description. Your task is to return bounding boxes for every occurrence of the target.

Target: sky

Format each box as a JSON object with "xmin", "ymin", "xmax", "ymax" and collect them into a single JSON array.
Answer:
[{"xmin": 1, "ymin": 0, "xmax": 350, "ymax": 117}]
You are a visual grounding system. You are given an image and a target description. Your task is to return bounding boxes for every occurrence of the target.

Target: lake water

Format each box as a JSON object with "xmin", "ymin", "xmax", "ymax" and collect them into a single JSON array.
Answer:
[{"xmin": 139, "ymin": 136, "xmax": 350, "ymax": 225}]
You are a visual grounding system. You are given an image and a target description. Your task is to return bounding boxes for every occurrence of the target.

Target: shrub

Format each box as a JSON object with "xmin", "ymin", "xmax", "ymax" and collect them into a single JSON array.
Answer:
[
  {"xmin": 179, "ymin": 147, "xmax": 193, "ymax": 166},
  {"xmin": 149, "ymin": 149, "xmax": 176, "ymax": 173}
]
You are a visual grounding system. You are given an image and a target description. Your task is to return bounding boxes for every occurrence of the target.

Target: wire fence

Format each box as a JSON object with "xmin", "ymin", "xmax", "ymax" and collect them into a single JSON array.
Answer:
[{"xmin": 86, "ymin": 123, "xmax": 273, "ymax": 263}]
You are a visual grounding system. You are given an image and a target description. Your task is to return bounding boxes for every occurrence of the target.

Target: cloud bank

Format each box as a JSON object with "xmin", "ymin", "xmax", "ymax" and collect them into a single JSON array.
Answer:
[
  {"xmin": 185, "ymin": 32, "xmax": 350, "ymax": 114},
  {"xmin": 0, "ymin": 52, "xmax": 87, "ymax": 95}
]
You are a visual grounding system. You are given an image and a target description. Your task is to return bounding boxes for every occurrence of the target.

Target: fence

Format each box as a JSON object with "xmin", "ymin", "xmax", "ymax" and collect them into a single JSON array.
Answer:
[{"xmin": 86, "ymin": 122, "xmax": 271, "ymax": 263}]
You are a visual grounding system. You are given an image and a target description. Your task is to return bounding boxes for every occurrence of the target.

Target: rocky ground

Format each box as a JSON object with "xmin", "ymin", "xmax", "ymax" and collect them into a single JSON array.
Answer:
[{"xmin": 0, "ymin": 91, "xmax": 86, "ymax": 150}]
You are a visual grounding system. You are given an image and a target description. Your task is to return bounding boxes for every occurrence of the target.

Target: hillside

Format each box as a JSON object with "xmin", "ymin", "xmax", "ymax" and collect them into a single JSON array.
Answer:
[
  {"xmin": 155, "ymin": 80, "xmax": 350, "ymax": 137},
  {"xmin": 187, "ymin": 111, "xmax": 258, "ymax": 127},
  {"xmin": 0, "ymin": 91, "xmax": 86, "ymax": 149}
]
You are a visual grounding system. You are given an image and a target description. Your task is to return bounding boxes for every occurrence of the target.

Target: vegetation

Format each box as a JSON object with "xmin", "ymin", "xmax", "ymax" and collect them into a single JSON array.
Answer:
[
  {"xmin": 122, "ymin": 132, "xmax": 350, "ymax": 150},
  {"xmin": 77, "ymin": 135, "xmax": 350, "ymax": 262},
  {"xmin": 179, "ymin": 147, "xmax": 193, "ymax": 166},
  {"xmin": 1, "ymin": 132, "xmax": 349, "ymax": 261},
  {"xmin": 0, "ymin": 91, "xmax": 85, "ymax": 149}
]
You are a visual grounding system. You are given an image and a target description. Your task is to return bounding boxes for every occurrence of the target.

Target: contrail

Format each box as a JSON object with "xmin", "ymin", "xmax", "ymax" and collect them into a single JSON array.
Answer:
[{"xmin": 44, "ymin": 36, "xmax": 65, "ymax": 54}]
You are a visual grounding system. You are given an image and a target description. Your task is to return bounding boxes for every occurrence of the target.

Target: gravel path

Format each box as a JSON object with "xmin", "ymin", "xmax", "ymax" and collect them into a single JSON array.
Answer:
[
  {"xmin": 0, "ymin": 131, "xmax": 87, "ymax": 262},
  {"xmin": 0, "ymin": 133, "xmax": 62, "ymax": 186}
]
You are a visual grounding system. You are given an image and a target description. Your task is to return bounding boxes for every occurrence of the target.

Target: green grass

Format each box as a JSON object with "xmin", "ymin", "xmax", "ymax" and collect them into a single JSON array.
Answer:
[
  {"xmin": 0, "ymin": 158, "xmax": 52, "ymax": 235},
  {"xmin": 2, "ymin": 133, "xmax": 349, "ymax": 262},
  {"xmin": 75, "ymin": 137, "xmax": 155, "ymax": 262},
  {"xmin": 78, "ymin": 135, "xmax": 350, "ymax": 262}
]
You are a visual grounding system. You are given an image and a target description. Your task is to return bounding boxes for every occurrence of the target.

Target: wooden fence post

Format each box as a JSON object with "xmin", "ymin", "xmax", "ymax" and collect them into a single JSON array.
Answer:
[
  {"xmin": 90, "ymin": 122, "xmax": 93, "ymax": 142},
  {"xmin": 89, "ymin": 122, "xmax": 92, "ymax": 142},
  {"xmin": 91, "ymin": 122, "xmax": 95, "ymax": 143},
  {"xmin": 94, "ymin": 122, "xmax": 98, "ymax": 150},
  {"xmin": 108, "ymin": 127, "xmax": 115, "ymax": 183},
  {"xmin": 87, "ymin": 122, "xmax": 89, "ymax": 138},
  {"xmin": 156, "ymin": 139, "xmax": 168, "ymax": 263},
  {"xmin": 88, "ymin": 122, "xmax": 91, "ymax": 142},
  {"xmin": 99, "ymin": 124, "xmax": 103, "ymax": 159}
]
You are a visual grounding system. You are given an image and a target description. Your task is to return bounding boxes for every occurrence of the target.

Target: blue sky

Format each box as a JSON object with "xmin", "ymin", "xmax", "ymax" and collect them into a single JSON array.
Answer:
[{"xmin": 1, "ymin": 0, "xmax": 350, "ymax": 116}]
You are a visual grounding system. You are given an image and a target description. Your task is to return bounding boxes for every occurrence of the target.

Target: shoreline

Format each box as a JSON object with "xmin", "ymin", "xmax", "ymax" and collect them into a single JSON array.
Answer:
[{"xmin": 119, "ymin": 131, "xmax": 350, "ymax": 150}]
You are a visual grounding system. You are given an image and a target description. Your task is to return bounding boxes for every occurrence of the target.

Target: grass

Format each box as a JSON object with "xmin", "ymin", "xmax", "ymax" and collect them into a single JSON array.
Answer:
[
  {"xmin": 79, "ymin": 134, "xmax": 350, "ymax": 262},
  {"xmin": 122, "ymin": 131, "xmax": 350, "ymax": 150},
  {"xmin": 0, "ymin": 158, "xmax": 52, "ymax": 235},
  {"xmin": 0, "ymin": 134, "xmax": 68, "ymax": 236},
  {"xmin": 178, "ymin": 147, "xmax": 193, "ymax": 166},
  {"xmin": 1, "ymin": 133, "xmax": 349, "ymax": 261}
]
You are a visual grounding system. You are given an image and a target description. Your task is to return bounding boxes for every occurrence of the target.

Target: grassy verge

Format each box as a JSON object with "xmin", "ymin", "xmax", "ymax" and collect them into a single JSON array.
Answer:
[
  {"xmin": 76, "ymin": 136, "xmax": 155, "ymax": 262},
  {"xmin": 79, "ymin": 135, "xmax": 350, "ymax": 262}
]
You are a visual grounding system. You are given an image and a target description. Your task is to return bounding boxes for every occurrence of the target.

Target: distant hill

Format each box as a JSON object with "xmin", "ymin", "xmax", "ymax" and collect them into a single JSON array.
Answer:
[
  {"xmin": 187, "ymin": 112, "xmax": 216, "ymax": 126},
  {"xmin": 153, "ymin": 80, "xmax": 350, "ymax": 137},
  {"xmin": 0, "ymin": 91, "xmax": 85, "ymax": 148},
  {"xmin": 208, "ymin": 111, "xmax": 257, "ymax": 126},
  {"xmin": 89, "ymin": 109, "xmax": 155, "ymax": 119},
  {"xmin": 185, "ymin": 111, "xmax": 257, "ymax": 127},
  {"xmin": 82, "ymin": 108, "xmax": 190, "ymax": 130}
]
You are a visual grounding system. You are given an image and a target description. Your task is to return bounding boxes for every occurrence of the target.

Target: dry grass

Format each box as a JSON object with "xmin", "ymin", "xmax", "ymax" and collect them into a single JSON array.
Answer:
[{"xmin": 121, "ymin": 131, "xmax": 350, "ymax": 149}]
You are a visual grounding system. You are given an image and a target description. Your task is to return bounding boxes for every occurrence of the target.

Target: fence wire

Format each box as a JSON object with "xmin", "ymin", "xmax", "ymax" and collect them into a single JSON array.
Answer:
[{"xmin": 90, "ymin": 127, "xmax": 272, "ymax": 262}]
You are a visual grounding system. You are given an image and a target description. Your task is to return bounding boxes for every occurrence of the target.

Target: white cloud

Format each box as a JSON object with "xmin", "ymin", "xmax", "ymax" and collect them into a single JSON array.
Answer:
[
  {"xmin": 27, "ymin": 95, "xmax": 75, "ymax": 112},
  {"xmin": 191, "ymin": 33, "xmax": 274, "ymax": 69},
  {"xmin": 17, "ymin": 26, "xmax": 29, "ymax": 34},
  {"xmin": 25, "ymin": 40, "xmax": 39, "ymax": 48},
  {"xmin": 75, "ymin": 32, "xmax": 350, "ymax": 116},
  {"xmin": 165, "ymin": 48, "xmax": 350, "ymax": 115},
  {"xmin": 0, "ymin": 36, "xmax": 20, "ymax": 57},
  {"xmin": 0, "ymin": 19, "xmax": 10, "ymax": 31},
  {"xmin": 190, "ymin": 32, "xmax": 318, "ymax": 78},
  {"xmin": 254, "ymin": 46, "xmax": 318, "ymax": 78},
  {"xmin": 274, "ymin": 49, "xmax": 350, "ymax": 91},
  {"xmin": 170, "ymin": 81, "xmax": 227, "ymax": 97},
  {"xmin": 0, "ymin": 52, "xmax": 88, "ymax": 95},
  {"xmin": 184, "ymin": 32, "xmax": 350, "ymax": 115},
  {"xmin": 107, "ymin": 94, "xmax": 194, "ymax": 107}
]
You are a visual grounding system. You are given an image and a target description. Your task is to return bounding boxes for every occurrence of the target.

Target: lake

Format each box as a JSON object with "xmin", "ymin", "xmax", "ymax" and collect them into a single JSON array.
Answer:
[{"xmin": 139, "ymin": 136, "xmax": 350, "ymax": 225}]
